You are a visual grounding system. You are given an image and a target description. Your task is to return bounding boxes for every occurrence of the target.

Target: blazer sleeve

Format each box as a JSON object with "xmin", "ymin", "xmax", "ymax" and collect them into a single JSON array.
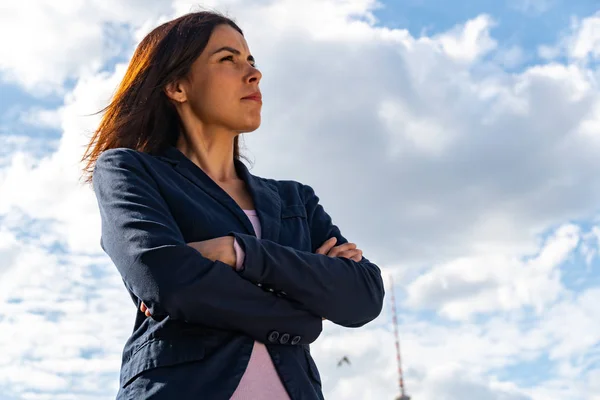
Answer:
[
  {"xmin": 92, "ymin": 149, "xmax": 322, "ymax": 344},
  {"xmin": 231, "ymin": 183, "xmax": 385, "ymax": 328}
]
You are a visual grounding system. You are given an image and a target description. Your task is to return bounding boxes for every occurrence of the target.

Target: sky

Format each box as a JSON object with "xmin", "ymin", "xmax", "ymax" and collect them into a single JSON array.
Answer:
[{"xmin": 1, "ymin": 0, "xmax": 600, "ymax": 399}]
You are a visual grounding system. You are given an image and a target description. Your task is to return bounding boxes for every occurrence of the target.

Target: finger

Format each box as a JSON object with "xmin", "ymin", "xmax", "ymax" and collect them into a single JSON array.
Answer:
[
  {"xmin": 329, "ymin": 242, "xmax": 356, "ymax": 254},
  {"xmin": 327, "ymin": 242, "xmax": 356, "ymax": 257},
  {"xmin": 336, "ymin": 249, "xmax": 362, "ymax": 260},
  {"xmin": 350, "ymin": 247, "xmax": 363, "ymax": 259},
  {"xmin": 350, "ymin": 252, "xmax": 363, "ymax": 262},
  {"xmin": 316, "ymin": 237, "xmax": 337, "ymax": 255},
  {"xmin": 319, "ymin": 237, "xmax": 337, "ymax": 254},
  {"xmin": 336, "ymin": 249, "xmax": 360, "ymax": 258},
  {"xmin": 141, "ymin": 302, "xmax": 152, "ymax": 317}
]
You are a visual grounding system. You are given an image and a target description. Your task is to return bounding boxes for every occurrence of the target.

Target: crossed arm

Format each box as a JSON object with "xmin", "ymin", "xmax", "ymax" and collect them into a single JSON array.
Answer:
[
  {"xmin": 94, "ymin": 149, "xmax": 384, "ymax": 345},
  {"xmin": 140, "ymin": 236, "xmax": 364, "ymax": 320}
]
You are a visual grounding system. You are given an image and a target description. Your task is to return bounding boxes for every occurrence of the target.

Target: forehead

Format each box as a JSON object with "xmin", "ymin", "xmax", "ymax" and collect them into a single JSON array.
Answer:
[{"xmin": 205, "ymin": 24, "xmax": 250, "ymax": 54}]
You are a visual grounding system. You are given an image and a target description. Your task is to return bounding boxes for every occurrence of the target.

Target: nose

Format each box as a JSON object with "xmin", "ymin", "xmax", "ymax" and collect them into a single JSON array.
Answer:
[{"xmin": 246, "ymin": 64, "xmax": 262, "ymax": 84}]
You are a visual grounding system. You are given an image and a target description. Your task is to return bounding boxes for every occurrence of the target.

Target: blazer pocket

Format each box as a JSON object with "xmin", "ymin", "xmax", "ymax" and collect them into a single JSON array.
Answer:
[
  {"xmin": 280, "ymin": 205, "xmax": 311, "ymax": 251},
  {"xmin": 120, "ymin": 337, "xmax": 205, "ymax": 388},
  {"xmin": 281, "ymin": 204, "xmax": 307, "ymax": 219}
]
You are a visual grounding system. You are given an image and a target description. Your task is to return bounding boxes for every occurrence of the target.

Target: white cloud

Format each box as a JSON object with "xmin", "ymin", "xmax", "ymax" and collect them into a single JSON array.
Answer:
[
  {"xmin": 417, "ymin": 365, "xmax": 531, "ymax": 400},
  {"xmin": 567, "ymin": 12, "xmax": 600, "ymax": 62},
  {"xmin": 405, "ymin": 224, "xmax": 580, "ymax": 320},
  {"xmin": 0, "ymin": 0, "xmax": 173, "ymax": 94},
  {"xmin": 379, "ymin": 98, "xmax": 455, "ymax": 156},
  {"xmin": 537, "ymin": 11, "xmax": 600, "ymax": 65},
  {"xmin": 0, "ymin": 251, "xmax": 132, "ymax": 399},
  {"xmin": 434, "ymin": 15, "xmax": 497, "ymax": 63},
  {"xmin": 18, "ymin": 107, "xmax": 64, "ymax": 130}
]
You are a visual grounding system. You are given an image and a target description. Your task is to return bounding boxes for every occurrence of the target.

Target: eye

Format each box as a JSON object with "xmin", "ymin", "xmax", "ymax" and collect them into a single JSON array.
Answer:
[{"xmin": 220, "ymin": 55, "xmax": 257, "ymax": 68}]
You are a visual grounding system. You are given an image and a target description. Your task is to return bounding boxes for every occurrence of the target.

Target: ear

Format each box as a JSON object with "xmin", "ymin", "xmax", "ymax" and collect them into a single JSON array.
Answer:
[{"xmin": 164, "ymin": 79, "xmax": 188, "ymax": 104}]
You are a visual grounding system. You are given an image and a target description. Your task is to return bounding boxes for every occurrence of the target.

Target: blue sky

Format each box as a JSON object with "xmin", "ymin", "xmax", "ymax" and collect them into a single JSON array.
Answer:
[
  {"xmin": 1, "ymin": 1, "xmax": 600, "ymax": 399},
  {"xmin": 375, "ymin": 0, "xmax": 597, "ymax": 46}
]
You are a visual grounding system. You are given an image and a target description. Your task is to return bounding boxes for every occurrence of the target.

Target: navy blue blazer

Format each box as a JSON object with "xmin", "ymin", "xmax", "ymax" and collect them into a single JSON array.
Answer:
[{"xmin": 92, "ymin": 146, "xmax": 385, "ymax": 399}]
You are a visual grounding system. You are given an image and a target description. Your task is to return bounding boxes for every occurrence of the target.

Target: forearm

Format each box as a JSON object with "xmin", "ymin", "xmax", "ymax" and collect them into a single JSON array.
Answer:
[
  {"xmin": 231, "ymin": 232, "xmax": 384, "ymax": 327},
  {"xmin": 128, "ymin": 244, "xmax": 323, "ymax": 344}
]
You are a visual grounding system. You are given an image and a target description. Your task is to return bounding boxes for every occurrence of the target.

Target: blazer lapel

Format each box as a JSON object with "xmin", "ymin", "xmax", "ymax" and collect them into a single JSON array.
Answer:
[
  {"xmin": 157, "ymin": 146, "xmax": 281, "ymax": 242},
  {"xmin": 235, "ymin": 160, "xmax": 281, "ymax": 243}
]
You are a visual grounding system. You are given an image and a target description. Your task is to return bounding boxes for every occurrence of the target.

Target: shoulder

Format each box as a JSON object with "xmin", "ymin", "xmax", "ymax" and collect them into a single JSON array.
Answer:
[
  {"xmin": 93, "ymin": 148, "xmax": 159, "ymax": 189},
  {"xmin": 95, "ymin": 147, "xmax": 150, "ymax": 168},
  {"xmin": 94, "ymin": 147, "xmax": 170, "ymax": 176}
]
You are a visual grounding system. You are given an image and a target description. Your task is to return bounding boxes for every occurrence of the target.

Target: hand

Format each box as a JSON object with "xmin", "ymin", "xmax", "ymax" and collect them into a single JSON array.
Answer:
[
  {"xmin": 140, "ymin": 302, "xmax": 152, "ymax": 317},
  {"xmin": 316, "ymin": 237, "xmax": 363, "ymax": 262},
  {"xmin": 187, "ymin": 236, "xmax": 237, "ymax": 268}
]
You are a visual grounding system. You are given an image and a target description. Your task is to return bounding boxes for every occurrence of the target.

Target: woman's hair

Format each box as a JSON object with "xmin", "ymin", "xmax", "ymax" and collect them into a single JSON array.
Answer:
[{"xmin": 80, "ymin": 10, "xmax": 247, "ymax": 184}]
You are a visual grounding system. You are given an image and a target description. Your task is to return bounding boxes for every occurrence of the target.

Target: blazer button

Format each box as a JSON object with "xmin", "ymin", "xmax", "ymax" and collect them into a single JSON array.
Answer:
[
  {"xmin": 268, "ymin": 331, "xmax": 280, "ymax": 343},
  {"xmin": 279, "ymin": 333, "xmax": 290, "ymax": 344},
  {"xmin": 291, "ymin": 335, "xmax": 301, "ymax": 345}
]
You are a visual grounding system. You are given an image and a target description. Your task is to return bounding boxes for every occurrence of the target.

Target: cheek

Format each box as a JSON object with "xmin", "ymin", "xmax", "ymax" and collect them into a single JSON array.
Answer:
[
  {"xmin": 189, "ymin": 71, "xmax": 219, "ymax": 97},
  {"xmin": 189, "ymin": 84, "xmax": 229, "ymax": 119},
  {"xmin": 202, "ymin": 79, "xmax": 237, "ymax": 110}
]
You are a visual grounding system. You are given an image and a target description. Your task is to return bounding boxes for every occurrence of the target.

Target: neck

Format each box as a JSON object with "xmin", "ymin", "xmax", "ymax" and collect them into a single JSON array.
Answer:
[{"xmin": 175, "ymin": 122, "xmax": 239, "ymax": 183}]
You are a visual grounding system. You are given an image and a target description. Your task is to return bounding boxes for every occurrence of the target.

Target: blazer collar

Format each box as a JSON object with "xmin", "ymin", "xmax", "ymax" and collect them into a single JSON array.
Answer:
[{"xmin": 156, "ymin": 146, "xmax": 281, "ymax": 242}]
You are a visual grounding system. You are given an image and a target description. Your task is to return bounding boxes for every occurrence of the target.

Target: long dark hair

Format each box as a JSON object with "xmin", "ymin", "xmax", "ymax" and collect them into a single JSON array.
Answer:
[{"xmin": 81, "ymin": 11, "xmax": 247, "ymax": 184}]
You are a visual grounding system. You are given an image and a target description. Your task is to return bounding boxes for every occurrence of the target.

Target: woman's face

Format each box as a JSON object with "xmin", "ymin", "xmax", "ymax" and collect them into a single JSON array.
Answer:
[{"xmin": 177, "ymin": 24, "xmax": 263, "ymax": 133}]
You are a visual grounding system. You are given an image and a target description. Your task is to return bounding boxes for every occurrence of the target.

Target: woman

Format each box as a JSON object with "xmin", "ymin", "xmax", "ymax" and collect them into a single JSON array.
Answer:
[{"xmin": 82, "ymin": 10, "xmax": 384, "ymax": 400}]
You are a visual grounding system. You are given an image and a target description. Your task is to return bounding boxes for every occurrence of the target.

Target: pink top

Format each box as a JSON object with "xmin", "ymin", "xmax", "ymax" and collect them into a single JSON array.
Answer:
[{"xmin": 229, "ymin": 210, "xmax": 291, "ymax": 400}]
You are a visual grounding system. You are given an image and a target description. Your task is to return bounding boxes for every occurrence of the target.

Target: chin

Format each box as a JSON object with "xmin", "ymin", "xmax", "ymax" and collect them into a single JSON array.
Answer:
[
  {"xmin": 239, "ymin": 125, "xmax": 260, "ymax": 134},
  {"xmin": 237, "ymin": 119, "xmax": 261, "ymax": 133}
]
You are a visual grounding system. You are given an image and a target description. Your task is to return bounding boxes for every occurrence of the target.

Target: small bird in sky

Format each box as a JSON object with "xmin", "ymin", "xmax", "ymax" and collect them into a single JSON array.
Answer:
[{"xmin": 337, "ymin": 356, "xmax": 351, "ymax": 367}]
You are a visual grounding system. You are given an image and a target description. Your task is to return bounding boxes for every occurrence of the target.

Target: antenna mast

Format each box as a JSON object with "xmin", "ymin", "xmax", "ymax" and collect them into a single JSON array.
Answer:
[{"xmin": 390, "ymin": 275, "xmax": 411, "ymax": 400}]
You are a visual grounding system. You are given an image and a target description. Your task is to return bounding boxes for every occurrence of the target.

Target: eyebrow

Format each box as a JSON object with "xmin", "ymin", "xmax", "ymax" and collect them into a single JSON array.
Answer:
[{"xmin": 211, "ymin": 46, "xmax": 255, "ymax": 62}]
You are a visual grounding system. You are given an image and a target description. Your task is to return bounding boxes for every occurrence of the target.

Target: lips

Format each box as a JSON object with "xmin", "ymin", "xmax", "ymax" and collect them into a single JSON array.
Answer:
[{"xmin": 242, "ymin": 92, "xmax": 262, "ymax": 101}]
